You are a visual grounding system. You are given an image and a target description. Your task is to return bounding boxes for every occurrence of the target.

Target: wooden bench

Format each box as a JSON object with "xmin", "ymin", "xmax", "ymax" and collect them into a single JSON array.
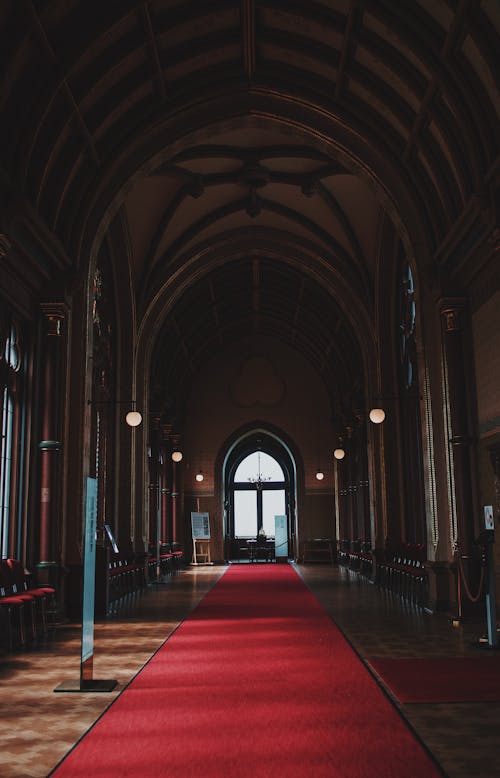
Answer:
[
  {"xmin": 96, "ymin": 547, "xmax": 147, "ymax": 616},
  {"xmin": 376, "ymin": 543, "xmax": 428, "ymax": 605},
  {"xmin": 338, "ymin": 540, "xmax": 373, "ymax": 578}
]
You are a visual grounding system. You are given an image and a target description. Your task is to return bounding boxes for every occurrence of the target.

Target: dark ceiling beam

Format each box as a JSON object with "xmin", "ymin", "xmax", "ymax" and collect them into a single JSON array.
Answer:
[
  {"xmin": 400, "ymin": 2, "xmax": 477, "ymax": 206},
  {"xmin": 5, "ymin": 0, "xmax": 490, "ymax": 242},
  {"xmin": 442, "ymin": 0, "xmax": 472, "ymax": 59},
  {"xmin": 368, "ymin": 0, "xmax": 479, "ymax": 180},
  {"xmin": 316, "ymin": 183, "xmax": 368, "ymax": 291},
  {"xmin": 23, "ymin": 0, "xmax": 100, "ymax": 172},
  {"xmin": 155, "ymin": 161, "xmax": 342, "ymax": 191},
  {"xmin": 170, "ymin": 145, "xmax": 332, "ymax": 164},
  {"xmin": 145, "ymin": 195, "xmax": 365, "ymax": 305},
  {"xmin": 241, "ymin": 0, "xmax": 256, "ymax": 81},
  {"xmin": 136, "ymin": 1, "xmax": 167, "ymax": 102},
  {"xmin": 160, "ymin": 309, "xmax": 345, "ymax": 399},
  {"xmin": 335, "ymin": 0, "xmax": 363, "ymax": 100}
]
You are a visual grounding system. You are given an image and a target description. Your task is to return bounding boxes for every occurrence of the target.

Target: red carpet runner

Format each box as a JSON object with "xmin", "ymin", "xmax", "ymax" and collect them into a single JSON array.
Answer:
[{"xmin": 51, "ymin": 564, "xmax": 442, "ymax": 777}]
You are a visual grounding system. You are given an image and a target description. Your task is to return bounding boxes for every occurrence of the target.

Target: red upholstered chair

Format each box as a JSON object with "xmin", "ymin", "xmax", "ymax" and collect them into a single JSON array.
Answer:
[
  {"xmin": 0, "ymin": 561, "xmax": 37, "ymax": 643},
  {"xmin": 9, "ymin": 558, "xmax": 57, "ymax": 633},
  {"xmin": 0, "ymin": 591, "xmax": 27, "ymax": 649},
  {"xmin": 171, "ymin": 541, "xmax": 184, "ymax": 573},
  {"xmin": 1, "ymin": 559, "xmax": 53, "ymax": 640}
]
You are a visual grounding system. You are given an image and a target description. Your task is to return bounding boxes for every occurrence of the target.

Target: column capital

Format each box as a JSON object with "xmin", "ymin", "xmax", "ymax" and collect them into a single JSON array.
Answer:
[
  {"xmin": 40, "ymin": 302, "xmax": 67, "ymax": 336},
  {"xmin": 438, "ymin": 297, "xmax": 467, "ymax": 332}
]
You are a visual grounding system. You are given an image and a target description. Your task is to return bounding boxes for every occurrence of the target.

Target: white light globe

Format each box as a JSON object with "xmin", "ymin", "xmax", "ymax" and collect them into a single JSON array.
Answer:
[
  {"xmin": 333, "ymin": 448, "xmax": 345, "ymax": 460},
  {"xmin": 315, "ymin": 470, "xmax": 324, "ymax": 481},
  {"xmin": 171, "ymin": 450, "xmax": 183, "ymax": 463},
  {"xmin": 125, "ymin": 410, "xmax": 142, "ymax": 427},
  {"xmin": 195, "ymin": 471, "xmax": 204, "ymax": 482},
  {"xmin": 369, "ymin": 408, "xmax": 386, "ymax": 424}
]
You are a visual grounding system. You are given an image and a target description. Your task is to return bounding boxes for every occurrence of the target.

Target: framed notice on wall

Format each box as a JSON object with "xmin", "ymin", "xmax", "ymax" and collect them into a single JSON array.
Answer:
[{"xmin": 191, "ymin": 511, "xmax": 210, "ymax": 539}]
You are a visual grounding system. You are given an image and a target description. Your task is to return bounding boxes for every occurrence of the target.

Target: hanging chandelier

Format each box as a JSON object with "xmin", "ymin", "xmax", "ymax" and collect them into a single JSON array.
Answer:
[{"xmin": 248, "ymin": 452, "xmax": 271, "ymax": 490}]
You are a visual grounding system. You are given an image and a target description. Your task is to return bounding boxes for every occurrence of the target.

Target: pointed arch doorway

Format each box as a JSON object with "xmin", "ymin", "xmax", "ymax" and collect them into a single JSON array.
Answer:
[{"xmin": 223, "ymin": 431, "xmax": 297, "ymax": 562}]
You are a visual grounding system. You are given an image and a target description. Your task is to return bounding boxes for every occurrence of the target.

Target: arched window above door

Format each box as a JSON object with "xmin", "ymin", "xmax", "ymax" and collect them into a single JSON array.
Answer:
[{"xmin": 234, "ymin": 451, "xmax": 285, "ymax": 484}]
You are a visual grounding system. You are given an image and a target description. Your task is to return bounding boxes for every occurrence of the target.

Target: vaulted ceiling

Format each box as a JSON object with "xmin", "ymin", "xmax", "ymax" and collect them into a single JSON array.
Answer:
[{"xmin": 1, "ymin": 1, "xmax": 498, "ymax": 424}]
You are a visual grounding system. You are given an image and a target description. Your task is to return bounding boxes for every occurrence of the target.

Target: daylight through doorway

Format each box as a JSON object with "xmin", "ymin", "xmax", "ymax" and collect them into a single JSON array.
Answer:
[{"xmin": 233, "ymin": 452, "xmax": 285, "ymax": 538}]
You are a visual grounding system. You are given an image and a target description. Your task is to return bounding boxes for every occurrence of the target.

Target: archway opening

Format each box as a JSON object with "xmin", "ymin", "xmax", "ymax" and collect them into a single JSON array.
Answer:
[{"xmin": 223, "ymin": 431, "xmax": 297, "ymax": 563}]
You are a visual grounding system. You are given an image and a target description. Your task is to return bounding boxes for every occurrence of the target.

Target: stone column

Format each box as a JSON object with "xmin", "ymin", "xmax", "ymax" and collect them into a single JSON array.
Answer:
[
  {"xmin": 353, "ymin": 416, "xmax": 370, "ymax": 540},
  {"xmin": 335, "ymin": 456, "xmax": 348, "ymax": 542},
  {"xmin": 440, "ymin": 299, "xmax": 476, "ymax": 556},
  {"xmin": 171, "ymin": 462, "xmax": 178, "ymax": 543},
  {"xmin": 160, "ymin": 456, "xmax": 171, "ymax": 543},
  {"xmin": 170, "ymin": 434, "xmax": 182, "ymax": 544},
  {"xmin": 38, "ymin": 304, "xmax": 66, "ymax": 582},
  {"xmin": 487, "ymin": 443, "xmax": 500, "ymax": 620},
  {"xmin": 345, "ymin": 426, "xmax": 355, "ymax": 541}
]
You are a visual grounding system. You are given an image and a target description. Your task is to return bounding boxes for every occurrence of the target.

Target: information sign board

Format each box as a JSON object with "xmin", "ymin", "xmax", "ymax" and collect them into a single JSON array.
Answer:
[
  {"xmin": 82, "ymin": 477, "xmax": 97, "ymax": 665},
  {"xmin": 274, "ymin": 515, "xmax": 288, "ymax": 557},
  {"xmin": 191, "ymin": 511, "xmax": 210, "ymax": 539}
]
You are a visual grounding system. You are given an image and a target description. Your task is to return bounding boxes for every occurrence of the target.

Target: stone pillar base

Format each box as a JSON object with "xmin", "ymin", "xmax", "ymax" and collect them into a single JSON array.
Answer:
[
  {"xmin": 426, "ymin": 561, "xmax": 456, "ymax": 613},
  {"xmin": 36, "ymin": 561, "xmax": 59, "ymax": 588}
]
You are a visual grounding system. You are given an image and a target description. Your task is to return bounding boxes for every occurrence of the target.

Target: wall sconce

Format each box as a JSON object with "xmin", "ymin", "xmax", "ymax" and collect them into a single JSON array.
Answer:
[
  {"xmin": 369, "ymin": 392, "xmax": 420, "ymax": 424},
  {"xmin": 333, "ymin": 435, "xmax": 345, "ymax": 460},
  {"xmin": 195, "ymin": 470, "xmax": 204, "ymax": 482},
  {"xmin": 170, "ymin": 433, "xmax": 182, "ymax": 462},
  {"xmin": 89, "ymin": 398, "xmax": 142, "ymax": 427},
  {"xmin": 315, "ymin": 469, "xmax": 324, "ymax": 481}
]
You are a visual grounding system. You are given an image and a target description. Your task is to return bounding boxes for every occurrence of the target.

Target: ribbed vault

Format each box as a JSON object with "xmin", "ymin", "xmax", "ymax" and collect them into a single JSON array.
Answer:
[{"xmin": 0, "ymin": 1, "xmax": 498, "ymax": 430}]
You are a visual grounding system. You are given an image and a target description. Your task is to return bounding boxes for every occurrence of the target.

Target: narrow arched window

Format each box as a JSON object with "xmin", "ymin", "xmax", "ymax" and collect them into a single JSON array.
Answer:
[
  {"xmin": 399, "ymin": 263, "xmax": 416, "ymax": 391},
  {"xmin": 1, "ymin": 320, "xmax": 22, "ymax": 557},
  {"xmin": 397, "ymin": 260, "xmax": 426, "ymax": 545}
]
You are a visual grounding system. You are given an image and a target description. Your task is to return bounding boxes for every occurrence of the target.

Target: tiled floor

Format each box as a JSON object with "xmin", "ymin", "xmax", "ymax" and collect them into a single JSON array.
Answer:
[
  {"xmin": 0, "ymin": 562, "xmax": 498, "ymax": 778},
  {"xmin": 299, "ymin": 564, "xmax": 500, "ymax": 778}
]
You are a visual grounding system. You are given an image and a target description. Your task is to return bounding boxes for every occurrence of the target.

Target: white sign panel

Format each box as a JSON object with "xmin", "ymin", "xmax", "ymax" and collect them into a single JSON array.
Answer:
[
  {"xmin": 191, "ymin": 511, "xmax": 210, "ymax": 539},
  {"xmin": 484, "ymin": 505, "xmax": 494, "ymax": 530},
  {"xmin": 274, "ymin": 515, "xmax": 288, "ymax": 557},
  {"xmin": 82, "ymin": 477, "xmax": 97, "ymax": 663}
]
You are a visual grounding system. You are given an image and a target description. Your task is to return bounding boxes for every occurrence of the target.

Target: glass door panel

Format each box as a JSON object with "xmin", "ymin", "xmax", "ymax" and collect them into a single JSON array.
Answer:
[
  {"xmin": 262, "ymin": 489, "xmax": 285, "ymax": 537},
  {"xmin": 234, "ymin": 490, "xmax": 257, "ymax": 537}
]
